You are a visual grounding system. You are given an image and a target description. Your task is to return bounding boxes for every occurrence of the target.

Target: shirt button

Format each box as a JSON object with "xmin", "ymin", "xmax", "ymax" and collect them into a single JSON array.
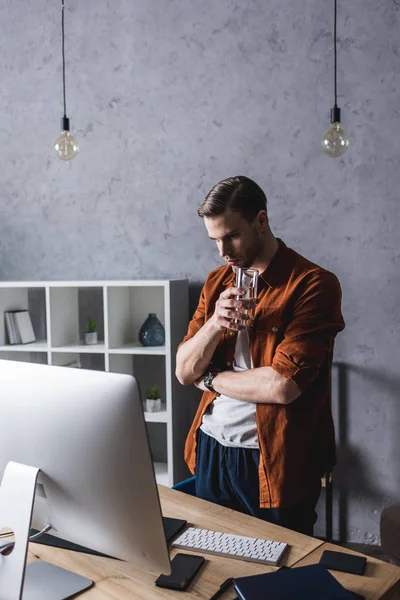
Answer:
[
  {"xmin": 227, "ymin": 361, "xmax": 231, "ymax": 367},
  {"xmin": 272, "ymin": 326, "xmax": 278, "ymax": 333}
]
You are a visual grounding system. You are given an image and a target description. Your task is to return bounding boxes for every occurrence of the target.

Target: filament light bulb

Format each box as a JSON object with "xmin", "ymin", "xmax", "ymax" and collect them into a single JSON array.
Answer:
[
  {"xmin": 54, "ymin": 117, "xmax": 79, "ymax": 161},
  {"xmin": 321, "ymin": 121, "xmax": 349, "ymax": 158},
  {"xmin": 54, "ymin": 130, "xmax": 79, "ymax": 161}
]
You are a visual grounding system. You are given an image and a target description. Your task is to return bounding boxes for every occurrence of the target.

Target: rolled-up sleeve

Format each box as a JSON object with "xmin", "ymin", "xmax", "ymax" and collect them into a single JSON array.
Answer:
[
  {"xmin": 271, "ymin": 271, "xmax": 345, "ymax": 392},
  {"xmin": 179, "ymin": 285, "xmax": 207, "ymax": 348}
]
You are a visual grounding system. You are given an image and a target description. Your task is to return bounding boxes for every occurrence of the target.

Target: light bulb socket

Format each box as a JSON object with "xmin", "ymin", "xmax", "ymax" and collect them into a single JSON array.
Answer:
[
  {"xmin": 330, "ymin": 106, "xmax": 341, "ymax": 124},
  {"xmin": 61, "ymin": 116, "xmax": 70, "ymax": 132}
]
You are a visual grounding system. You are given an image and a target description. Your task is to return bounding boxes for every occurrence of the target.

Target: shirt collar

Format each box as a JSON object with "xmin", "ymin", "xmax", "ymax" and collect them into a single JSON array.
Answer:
[{"xmin": 222, "ymin": 239, "xmax": 293, "ymax": 289}]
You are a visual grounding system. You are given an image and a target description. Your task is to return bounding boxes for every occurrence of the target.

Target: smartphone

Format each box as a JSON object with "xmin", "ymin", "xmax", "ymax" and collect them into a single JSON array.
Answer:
[
  {"xmin": 319, "ymin": 550, "xmax": 367, "ymax": 575},
  {"xmin": 155, "ymin": 553, "xmax": 205, "ymax": 590}
]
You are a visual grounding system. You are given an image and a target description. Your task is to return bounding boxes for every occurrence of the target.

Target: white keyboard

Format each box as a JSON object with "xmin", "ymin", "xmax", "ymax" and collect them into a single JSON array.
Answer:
[{"xmin": 172, "ymin": 526, "xmax": 288, "ymax": 566}]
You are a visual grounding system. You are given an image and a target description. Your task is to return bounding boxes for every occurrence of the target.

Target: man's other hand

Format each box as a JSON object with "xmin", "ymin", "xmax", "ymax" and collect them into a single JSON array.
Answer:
[
  {"xmin": 208, "ymin": 287, "xmax": 256, "ymax": 331},
  {"xmin": 194, "ymin": 376, "xmax": 207, "ymax": 391}
]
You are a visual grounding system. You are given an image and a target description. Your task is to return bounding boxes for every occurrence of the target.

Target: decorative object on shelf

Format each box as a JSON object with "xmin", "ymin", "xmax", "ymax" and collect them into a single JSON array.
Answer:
[
  {"xmin": 145, "ymin": 386, "xmax": 162, "ymax": 413},
  {"xmin": 54, "ymin": 0, "xmax": 79, "ymax": 161},
  {"xmin": 139, "ymin": 313, "xmax": 165, "ymax": 347},
  {"xmin": 84, "ymin": 317, "xmax": 99, "ymax": 345},
  {"xmin": 321, "ymin": 0, "xmax": 349, "ymax": 158}
]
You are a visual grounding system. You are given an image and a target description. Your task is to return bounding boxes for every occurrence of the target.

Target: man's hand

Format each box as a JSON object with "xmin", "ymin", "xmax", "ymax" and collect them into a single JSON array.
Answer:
[
  {"xmin": 208, "ymin": 287, "xmax": 256, "ymax": 331},
  {"xmin": 194, "ymin": 376, "xmax": 207, "ymax": 392},
  {"xmin": 175, "ymin": 286, "xmax": 255, "ymax": 386}
]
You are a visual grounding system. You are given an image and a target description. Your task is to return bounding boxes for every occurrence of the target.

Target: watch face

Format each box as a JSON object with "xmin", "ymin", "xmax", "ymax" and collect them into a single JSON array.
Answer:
[
  {"xmin": 204, "ymin": 373, "xmax": 212, "ymax": 388},
  {"xmin": 204, "ymin": 372, "xmax": 219, "ymax": 396}
]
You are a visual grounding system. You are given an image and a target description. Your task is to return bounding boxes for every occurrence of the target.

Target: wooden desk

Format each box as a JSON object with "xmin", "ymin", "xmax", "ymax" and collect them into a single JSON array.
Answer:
[
  {"xmin": 24, "ymin": 487, "xmax": 400, "ymax": 600},
  {"xmin": 293, "ymin": 542, "xmax": 400, "ymax": 600}
]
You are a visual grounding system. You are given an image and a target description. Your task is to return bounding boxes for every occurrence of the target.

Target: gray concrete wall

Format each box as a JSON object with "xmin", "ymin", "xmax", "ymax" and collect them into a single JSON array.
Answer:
[{"xmin": 0, "ymin": 0, "xmax": 399, "ymax": 543}]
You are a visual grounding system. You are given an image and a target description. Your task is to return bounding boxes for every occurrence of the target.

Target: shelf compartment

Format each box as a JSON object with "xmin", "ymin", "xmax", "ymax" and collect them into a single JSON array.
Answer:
[
  {"xmin": 108, "ymin": 354, "xmax": 167, "ymax": 408},
  {"xmin": 154, "ymin": 462, "xmax": 169, "ymax": 487},
  {"xmin": 0, "ymin": 351, "xmax": 48, "ymax": 364},
  {"xmin": 0, "ymin": 287, "xmax": 47, "ymax": 346},
  {"xmin": 51, "ymin": 352, "xmax": 105, "ymax": 371},
  {"xmin": 148, "ymin": 423, "xmax": 169, "ymax": 486},
  {"xmin": 49, "ymin": 287, "xmax": 104, "ymax": 348},
  {"xmin": 107, "ymin": 286, "xmax": 165, "ymax": 349}
]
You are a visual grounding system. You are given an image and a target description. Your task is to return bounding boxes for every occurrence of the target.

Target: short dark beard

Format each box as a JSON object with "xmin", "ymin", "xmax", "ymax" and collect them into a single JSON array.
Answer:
[{"xmin": 243, "ymin": 234, "xmax": 264, "ymax": 268}]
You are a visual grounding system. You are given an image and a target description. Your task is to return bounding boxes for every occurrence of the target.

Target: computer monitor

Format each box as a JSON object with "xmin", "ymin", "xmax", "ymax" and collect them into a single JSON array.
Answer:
[{"xmin": 0, "ymin": 359, "xmax": 171, "ymax": 598}]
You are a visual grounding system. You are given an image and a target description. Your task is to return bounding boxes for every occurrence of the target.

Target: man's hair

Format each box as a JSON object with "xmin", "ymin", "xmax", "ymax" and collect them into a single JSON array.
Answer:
[{"xmin": 198, "ymin": 176, "xmax": 267, "ymax": 222}]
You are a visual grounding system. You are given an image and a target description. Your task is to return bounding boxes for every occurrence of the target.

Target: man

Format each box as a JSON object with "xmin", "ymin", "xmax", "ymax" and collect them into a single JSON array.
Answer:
[{"xmin": 176, "ymin": 176, "xmax": 345, "ymax": 535}]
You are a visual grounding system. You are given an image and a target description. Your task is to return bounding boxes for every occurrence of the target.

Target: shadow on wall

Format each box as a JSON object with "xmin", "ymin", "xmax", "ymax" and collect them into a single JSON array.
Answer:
[{"xmin": 332, "ymin": 362, "xmax": 400, "ymax": 542}]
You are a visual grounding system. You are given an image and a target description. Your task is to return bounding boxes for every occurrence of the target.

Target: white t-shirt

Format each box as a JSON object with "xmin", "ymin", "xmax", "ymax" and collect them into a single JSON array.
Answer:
[{"xmin": 200, "ymin": 328, "xmax": 259, "ymax": 448}]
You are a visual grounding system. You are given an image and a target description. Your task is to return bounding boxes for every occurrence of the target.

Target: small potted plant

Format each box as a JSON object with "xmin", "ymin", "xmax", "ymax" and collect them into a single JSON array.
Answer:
[
  {"xmin": 145, "ymin": 385, "xmax": 162, "ymax": 413},
  {"xmin": 84, "ymin": 317, "xmax": 99, "ymax": 345}
]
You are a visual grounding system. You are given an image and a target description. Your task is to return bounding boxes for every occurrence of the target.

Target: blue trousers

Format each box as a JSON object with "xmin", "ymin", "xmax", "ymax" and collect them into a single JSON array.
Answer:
[{"xmin": 195, "ymin": 429, "xmax": 321, "ymax": 536}]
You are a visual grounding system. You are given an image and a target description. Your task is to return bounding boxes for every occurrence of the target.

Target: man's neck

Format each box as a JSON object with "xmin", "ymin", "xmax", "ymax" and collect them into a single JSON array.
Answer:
[{"xmin": 251, "ymin": 235, "xmax": 279, "ymax": 274}]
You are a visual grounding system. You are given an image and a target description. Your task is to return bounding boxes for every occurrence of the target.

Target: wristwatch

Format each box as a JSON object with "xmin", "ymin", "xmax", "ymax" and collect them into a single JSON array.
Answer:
[{"xmin": 203, "ymin": 372, "xmax": 220, "ymax": 396}]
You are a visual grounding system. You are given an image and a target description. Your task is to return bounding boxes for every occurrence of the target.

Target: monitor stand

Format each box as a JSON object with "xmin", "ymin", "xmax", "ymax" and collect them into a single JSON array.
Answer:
[{"xmin": 0, "ymin": 461, "xmax": 93, "ymax": 600}]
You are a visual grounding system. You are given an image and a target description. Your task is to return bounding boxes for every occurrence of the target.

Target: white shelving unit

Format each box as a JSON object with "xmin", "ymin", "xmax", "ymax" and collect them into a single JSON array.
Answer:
[{"xmin": 0, "ymin": 280, "xmax": 196, "ymax": 487}]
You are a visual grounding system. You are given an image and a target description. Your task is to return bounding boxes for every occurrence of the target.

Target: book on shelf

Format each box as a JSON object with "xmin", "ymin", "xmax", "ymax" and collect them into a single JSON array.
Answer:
[
  {"xmin": 5, "ymin": 312, "xmax": 17, "ymax": 344},
  {"xmin": 4, "ymin": 310, "xmax": 36, "ymax": 345}
]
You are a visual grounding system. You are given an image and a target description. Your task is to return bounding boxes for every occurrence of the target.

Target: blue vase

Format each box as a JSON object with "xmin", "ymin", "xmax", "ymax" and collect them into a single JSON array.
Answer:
[{"xmin": 139, "ymin": 313, "xmax": 165, "ymax": 347}]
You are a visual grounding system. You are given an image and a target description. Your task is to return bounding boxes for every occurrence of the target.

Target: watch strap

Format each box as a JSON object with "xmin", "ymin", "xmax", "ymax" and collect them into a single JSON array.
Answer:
[{"xmin": 203, "ymin": 372, "xmax": 220, "ymax": 396}]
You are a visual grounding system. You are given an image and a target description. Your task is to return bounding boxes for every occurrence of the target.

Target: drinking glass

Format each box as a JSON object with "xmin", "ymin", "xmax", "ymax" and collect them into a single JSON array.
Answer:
[{"xmin": 233, "ymin": 267, "xmax": 259, "ymax": 327}]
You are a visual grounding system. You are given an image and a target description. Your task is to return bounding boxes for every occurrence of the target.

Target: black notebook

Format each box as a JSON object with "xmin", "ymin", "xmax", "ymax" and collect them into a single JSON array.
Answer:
[{"xmin": 233, "ymin": 564, "xmax": 354, "ymax": 600}]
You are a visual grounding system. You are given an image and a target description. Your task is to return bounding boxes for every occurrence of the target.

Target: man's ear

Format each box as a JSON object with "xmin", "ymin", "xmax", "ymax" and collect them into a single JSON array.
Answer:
[{"xmin": 257, "ymin": 210, "xmax": 269, "ymax": 231}]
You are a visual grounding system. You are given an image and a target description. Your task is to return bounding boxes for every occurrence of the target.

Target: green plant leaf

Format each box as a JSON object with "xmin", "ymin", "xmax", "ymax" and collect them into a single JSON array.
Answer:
[
  {"xmin": 147, "ymin": 385, "xmax": 160, "ymax": 400},
  {"xmin": 87, "ymin": 317, "xmax": 99, "ymax": 333}
]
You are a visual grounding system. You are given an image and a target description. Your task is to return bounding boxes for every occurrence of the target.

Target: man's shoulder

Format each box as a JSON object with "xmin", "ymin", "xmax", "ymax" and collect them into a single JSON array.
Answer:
[
  {"xmin": 204, "ymin": 264, "xmax": 232, "ymax": 284},
  {"xmin": 286, "ymin": 243, "xmax": 339, "ymax": 282},
  {"xmin": 200, "ymin": 264, "xmax": 233, "ymax": 300}
]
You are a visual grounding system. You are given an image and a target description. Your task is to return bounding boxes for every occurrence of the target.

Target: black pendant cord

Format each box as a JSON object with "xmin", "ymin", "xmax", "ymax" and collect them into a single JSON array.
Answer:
[
  {"xmin": 330, "ymin": 0, "xmax": 340, "ymax": 124},
  {"xmin": 62, "ymin": 0, "xmax": 67, "ymax": 119},
  {"xmin": 334, "ymin": 0, "xmax": 337, "ymax": 108}
]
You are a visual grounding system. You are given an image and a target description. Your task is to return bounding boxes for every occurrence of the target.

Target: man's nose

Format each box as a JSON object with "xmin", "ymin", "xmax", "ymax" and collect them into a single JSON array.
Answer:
[{"xmin": 219, "ymin": 241, "xmax": 231, "ymax": 257}]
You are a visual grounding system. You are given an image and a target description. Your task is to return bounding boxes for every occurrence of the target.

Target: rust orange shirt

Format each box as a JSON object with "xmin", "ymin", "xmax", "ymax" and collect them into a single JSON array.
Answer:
[{"xmin": 180, "ymin": 239, "xmax": 345, "ymax": 508}]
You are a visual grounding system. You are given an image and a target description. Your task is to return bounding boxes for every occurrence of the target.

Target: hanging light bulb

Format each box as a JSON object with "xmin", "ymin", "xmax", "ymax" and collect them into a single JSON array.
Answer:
[
  {"xmin": 322, "ymin": 107, "xmax": 349, "ymax": 158},
  {"xmin": 321, "ymin": 0, "xmax": 349, "ymax": 157},
  {"xmin": 54, "ymin": 0, "xmax": 79, "ymax": 160},
  {"xmin": 55, "ymin": 117, "xmax": 79, "ymax": 161}
]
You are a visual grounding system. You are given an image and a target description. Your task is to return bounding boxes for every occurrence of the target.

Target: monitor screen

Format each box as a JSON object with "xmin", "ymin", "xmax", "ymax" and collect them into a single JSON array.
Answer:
[{"xmin": 0, "ymin": 360, "xmax": 171, "ymax": 577}]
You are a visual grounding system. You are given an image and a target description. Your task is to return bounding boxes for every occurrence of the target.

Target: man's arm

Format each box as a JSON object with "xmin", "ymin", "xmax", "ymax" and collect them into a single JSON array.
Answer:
[
  {"xmin": 195, "ymin": 366, "xmax": 301, "ymax": 404},
  {"xmin": 176, "ymin": 319, "xmax": 222, "ymax": 385},
  {"xmin": 175, "ymin": 285, "xmax": 252, "ymax": 385},
  {"xmin": 196, "ymin": 271, "xmax": 344, "ymax": 404}
]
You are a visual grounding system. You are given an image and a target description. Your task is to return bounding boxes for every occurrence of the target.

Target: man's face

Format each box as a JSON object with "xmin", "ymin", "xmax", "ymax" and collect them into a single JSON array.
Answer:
[{"xmin": 204, "ymin": 209, "xmax": 265, "ymax": 269}]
